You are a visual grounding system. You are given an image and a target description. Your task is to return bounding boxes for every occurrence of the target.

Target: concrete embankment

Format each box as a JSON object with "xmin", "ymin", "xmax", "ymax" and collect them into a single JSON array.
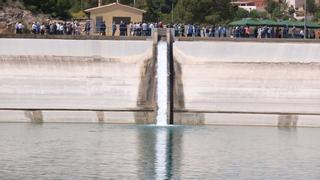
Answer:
[
  {"xmin": 0, "ymin": 38, "xmax": 156, "ymax": 123},
  {"xmin": 173, "ymin": 40, "xmax": 320, "ymax": 127}
]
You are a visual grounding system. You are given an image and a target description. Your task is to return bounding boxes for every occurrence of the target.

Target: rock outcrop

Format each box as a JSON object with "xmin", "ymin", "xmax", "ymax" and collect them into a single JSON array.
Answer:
[{"xmin": 0, "ymin": 1, "xmax": 49, "ymax": 34}]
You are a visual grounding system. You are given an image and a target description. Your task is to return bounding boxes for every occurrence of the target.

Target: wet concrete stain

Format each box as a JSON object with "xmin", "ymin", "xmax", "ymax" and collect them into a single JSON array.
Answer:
[
  {"xmin": 173, "ymin": 59, "xmax": 205, "ymax": 125},
  {"xmin": 24, "ymin": 110, "xmax": 43, "ymax": 123},
  {"xmin": 135, "ymin": 57, "xmax": 157, "ymax": 124},
  {"xmin": 278, "ymin": 114, "xmax": 298, "ymax": 127},
  {"xmin": 96, "ymin": 111, "xmax": 104, "ymax": 123}
]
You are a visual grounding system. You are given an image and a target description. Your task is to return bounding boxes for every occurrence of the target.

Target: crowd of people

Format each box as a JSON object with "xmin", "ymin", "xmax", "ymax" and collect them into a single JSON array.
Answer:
[
  {"xmin": 94, "ymin": 21, "xmax": 319, "ymax": 39},
  {"xmin": 15, "ymin": 20, "xmax": 91, "ymax": 35},
  {"xmin": 174, "ymin": 24, "xmax": 318, "ymax": 39},
  {"xmin": 96, "ymin": 22, "xmax": 229, "ymax": 38},
  {"xmin": 231, "ymin": 25, "xmax": 317, "ymax": 39},
  {"xmin": 173, "ymin": 24, "xmax": 228, "ymax": 37},
  {"xmin": 15, "ymin": 20, "xmax": 319, "ymax": 39},
  {"xmin": 97, "ymin": 21, "xmax": 162, "ymax": 36}
]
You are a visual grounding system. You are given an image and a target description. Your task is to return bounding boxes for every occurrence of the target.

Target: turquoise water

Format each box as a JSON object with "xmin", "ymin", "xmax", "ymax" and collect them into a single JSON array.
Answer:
[{"xmin": 0, "ymin": 124, "xmax": 319, "ymax": 179}]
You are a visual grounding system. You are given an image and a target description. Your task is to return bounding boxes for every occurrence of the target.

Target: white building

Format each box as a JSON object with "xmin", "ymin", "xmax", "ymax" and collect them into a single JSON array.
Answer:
[{"xmin": 231, "ymin": 1, "xmax": 257, "ymax": 12}]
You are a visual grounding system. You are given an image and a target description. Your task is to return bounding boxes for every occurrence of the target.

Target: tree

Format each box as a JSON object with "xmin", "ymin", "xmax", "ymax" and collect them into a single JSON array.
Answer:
[
  {"xmin": 173, "ymin": 0, "xmax": 234, "ymax": 24},
  {"xmin": 233, "ymin": 8, "xmax": 249, "ymax": 20},
  {"xmin": 249, "ymin": 10, "xmax": 263, "ymax": 18},
  {"xmin": 265, "ymin": 0, "xmax": 289, "ymax": 19},
  {"xmin": 0, "ymin": 0, "xmax": 281, "ymax": 22},
  {"xmin": 307, "ymin": 0, "xmax": 317, "ymax": 15},
  {"xmin": 265, "ymin": 0, "xmax": 278, "ymax": 16},
  {"xmin": 288, "ymin": 5, "xmax": 295, "ymax": 16},
  {"xmin": 272, "ymin": 6, "xmax": 282, "ymax": 18},
  {"xmin": 22, "ymin": 0, "xmax": 73, "ymax": 19},
  {"xmin": 314, "ymin": 9, "xmax": 320, "ymax": 21}
]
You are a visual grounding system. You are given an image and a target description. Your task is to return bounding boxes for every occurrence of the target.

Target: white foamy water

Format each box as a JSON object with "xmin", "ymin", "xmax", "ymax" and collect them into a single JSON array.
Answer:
[{"xmin": 156, "ymin": 41, "xmax": 168, "ymax": 126}]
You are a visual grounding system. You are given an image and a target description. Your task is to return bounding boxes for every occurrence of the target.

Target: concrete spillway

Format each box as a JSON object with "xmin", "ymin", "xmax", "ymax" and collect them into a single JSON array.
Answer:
[
  {"xmin": 173, "ymin": 40, "xmax": 320, "ymax": 127},
  {"xmin": 0, "ymin": 38, "xmax": 156, "ymax": 123},
  {"xmin": 1, "ymin": 36, "xmax": 320, "ymax": 127}
]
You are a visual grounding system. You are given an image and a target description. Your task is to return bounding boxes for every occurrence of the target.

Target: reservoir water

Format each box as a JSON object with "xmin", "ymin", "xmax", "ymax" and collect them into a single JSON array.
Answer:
[{"xmin": 0, "ymin": 123, "xmax": 319, "ymax": 179}]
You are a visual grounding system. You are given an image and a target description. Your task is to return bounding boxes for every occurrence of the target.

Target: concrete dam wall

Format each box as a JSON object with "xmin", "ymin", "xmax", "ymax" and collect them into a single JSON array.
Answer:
[
  {"xmin": 0, "ymin": 38, "xmax": 156, "ymax": 123},
  {"xmin": 2, "ymin": 36, "xmax": 320, "ymax": 127},
  {"xmin": 173, "ymin": 41, "xmax": 320, "ymax": 127}
]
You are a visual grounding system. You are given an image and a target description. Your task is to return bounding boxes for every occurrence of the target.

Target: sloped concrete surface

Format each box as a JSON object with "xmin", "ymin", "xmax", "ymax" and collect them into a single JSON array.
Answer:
[
  {"xmin": 0, "ymin": 39, "xmax": 154, "ymax": 123},
  {"xmin": 174, "ymin": 41, "xmax": 320, "ymax": 127}
]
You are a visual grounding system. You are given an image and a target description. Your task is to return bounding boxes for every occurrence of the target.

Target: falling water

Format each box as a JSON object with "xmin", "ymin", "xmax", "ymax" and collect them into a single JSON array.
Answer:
[{"xmin": 156, "ymin": 41, "xmax": 168, "ymax": 126}]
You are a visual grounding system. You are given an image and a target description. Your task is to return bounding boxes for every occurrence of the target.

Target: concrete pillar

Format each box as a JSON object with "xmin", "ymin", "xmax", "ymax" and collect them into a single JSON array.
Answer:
[
  {"xmin": 152, "ymin": 29, "xmax": 159, "ymax": 123},
  {"xmin": 167, "ymin": 28, "xmax": 174, "ymax": 125}
]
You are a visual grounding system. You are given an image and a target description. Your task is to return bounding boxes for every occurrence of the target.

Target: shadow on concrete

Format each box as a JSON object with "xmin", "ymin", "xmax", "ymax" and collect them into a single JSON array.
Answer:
[
  {"xmin": 135, "ymin": 57, "xmax": 157, "ymax": 124},
  {"xmin": 173, "ymin": 59, "xmax": 205, "ymax": 125}
]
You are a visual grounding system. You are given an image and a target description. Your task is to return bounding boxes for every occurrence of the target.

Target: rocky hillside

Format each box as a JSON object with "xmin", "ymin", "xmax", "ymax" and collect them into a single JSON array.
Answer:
[{"xmin": 0, "ymin": 1, "xmax": 49, "ymax": 34}]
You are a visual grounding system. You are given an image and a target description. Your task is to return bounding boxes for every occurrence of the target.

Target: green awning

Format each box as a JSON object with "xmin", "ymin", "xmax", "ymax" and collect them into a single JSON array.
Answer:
[
  {"xmin": 230, "ymin": 19, "xmax": 320, "ymax": 28},
  {"xmin": 277, "ymin": 20, "xmax": 296, "ymax": 27},
  {"xmin": 258, "ymin": 19, "xmax": 282, "ymax": 26},
  {"xmin": 278, "ymin": 20, "xmax": 320, "ymax": 28},
  {"xmin": 229, "ymin": 18, "xmax": 260, "ymax": 26},
  {"xmin": 305, "ymin": 21, "xmax": 320, "ymax": 28}
]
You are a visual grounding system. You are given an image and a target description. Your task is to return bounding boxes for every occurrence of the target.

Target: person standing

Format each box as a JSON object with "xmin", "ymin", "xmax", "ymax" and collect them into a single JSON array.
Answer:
[
  {"xmin": 129, "ymin": 22, "xmax": 133, "ymax": 36},
  {"xmin": 112, "ymin": 22, "xmax": 117, "ymax": 36},
  {"xmin": 148, "ymin": 23, "xmax": 154, "ymax": 36},
  {"xmin": 136, "ymin": 22, "xmax": 142, "ymax": 36},
  {"xmin": 59, "ymin": 23, "xmax": 64, "ymax": 35},
  {"xmin": 217, "ymin": 26, "xmax": 222, "ymax": 38},
  {"xmin": 36, "ymin": 22, "xmax": 41, "ymax": 34},
  {"xmin": 101, "ymin": 21, "xmax": 106, "ymax": 36},
  {"xmin": 253, "ymin": 27, "xmax": 258, "ymax": 38},
  {"xmin": 299, "ymin": 29, "xmax": 304, "ymax": 39},
  {"xmin": 211, "ymin": 26, "xmax": 216, "ymax": 37},
  {"xmin": 124, "ymin": 22, "xmax": 128, "ymax": 36},
  {"xmin": 119, "ymin": 21, "xmax": 125, "ymax": 36},
  {"xmin": 180, "ymin": 24, "xmax": 185, "ymax": 37},
  {"xmin": 222, "ymin": 26, "xmax": 227, "ymax": 37},
  {"xmin": 187, "ymin": 24, "xmax": 193, "ymax": 37},
  {"xmin": 142, "ymin": 22, "xmax": 148, "ymax": 36},
  {"xmin": 283, "ymin": 25, "xmax": 289, "ymax": 38},
  {"xmin": 257, "ymin": 27, "xmax": 262, "ymax": 39},
  {"xmin": 40, "ymin": 24, "xmax": 46, "ymax": 35},
  {"xmin": 31, "ymin": 22, "xmax": 37, "ymax": 34},
  {"xmin": 85, "ymin": 20, "xmax": 91, "ymax": 35},
  {"xmin": 16, "ymin": 22, "xmax": 23, "ymax": 34}
]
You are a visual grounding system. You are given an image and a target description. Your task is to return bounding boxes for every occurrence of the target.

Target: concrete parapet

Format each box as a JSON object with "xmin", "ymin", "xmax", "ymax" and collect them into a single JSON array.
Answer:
[
  {"xmin": 178, "ymin": 37, "xmax": 320, "ymax": 43},
  {"xmin": 0, "ymin": 34, "xmax": 148, "ymax": 41},
  {"xmin": 174, "ymin": 41, "xmax": 320, "ymax": 63},
  {"xmin": 0, "ymin": 38, "xmax": 152, "ymax": 58}
]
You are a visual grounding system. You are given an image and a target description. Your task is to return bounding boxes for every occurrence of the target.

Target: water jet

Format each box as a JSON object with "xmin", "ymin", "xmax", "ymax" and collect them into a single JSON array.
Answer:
[{"xmin": 154, "ymin": 28, "xmax": 174, "ymax": 126}]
